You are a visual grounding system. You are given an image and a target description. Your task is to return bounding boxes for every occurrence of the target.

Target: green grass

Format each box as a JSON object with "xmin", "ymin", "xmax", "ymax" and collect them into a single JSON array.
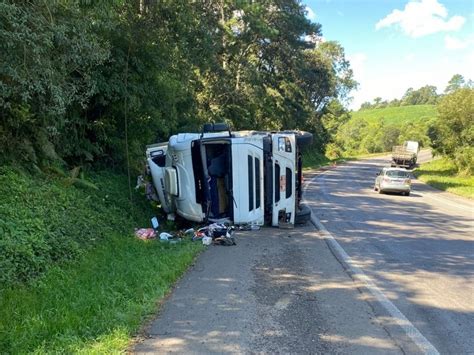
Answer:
[
  {"xmin": 414, "ymin": 158, "xmax": 473, "ymax": 199},
  {"xmin": 351, "ymin": 104, "xmax": 438, "ymax": 125},
  {"xmin": 302, "ymin": 150, "xmax": 331, "ymax": 170},
  {"xmin": 0, "ymin": 166, "xmax": 203, "ymax": 352},
  {"xmin": 0, "ymin": 234, "xmax": 202, "ymax": 353}
]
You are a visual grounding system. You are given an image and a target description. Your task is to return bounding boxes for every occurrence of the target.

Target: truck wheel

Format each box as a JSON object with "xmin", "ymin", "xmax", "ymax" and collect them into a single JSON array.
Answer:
[
  {"xmin": 281, "ymin": 131, "xmax": 313, "ymax": 147},
  {"xmin": 295, "ymin": 204, "xmax": 311, "ymax": 225},
  {"xmin": 296, "ymin": 131, "xmax": 313, "ymax": 147}
]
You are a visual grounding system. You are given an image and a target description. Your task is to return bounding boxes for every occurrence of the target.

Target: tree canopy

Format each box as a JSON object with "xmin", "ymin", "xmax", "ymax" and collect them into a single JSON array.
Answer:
[
  {"xmin": 0, "ymin": 0, "xmax": 356, "ymax": 171},
  {"xmin": 428, "ymin": 88, "xmax": 474, "ymax": 175}
]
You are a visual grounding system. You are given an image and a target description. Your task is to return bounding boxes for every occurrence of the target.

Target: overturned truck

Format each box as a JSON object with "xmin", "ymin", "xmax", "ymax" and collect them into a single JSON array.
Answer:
[{"xmin": 146, "ymin": 123, "xmax": 313, "ymax": 228}]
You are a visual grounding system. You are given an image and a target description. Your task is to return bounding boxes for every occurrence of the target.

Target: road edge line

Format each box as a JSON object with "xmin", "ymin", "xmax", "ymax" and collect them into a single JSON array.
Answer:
[{"xmin": 304, "ymin": 171, "xmax": 440, "ymax": 355}]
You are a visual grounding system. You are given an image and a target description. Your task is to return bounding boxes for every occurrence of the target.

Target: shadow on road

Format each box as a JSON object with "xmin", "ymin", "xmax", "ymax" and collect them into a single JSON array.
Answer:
[{"xmin": 305, "ymin": 158, "xmax": 474, "ymax": 354}]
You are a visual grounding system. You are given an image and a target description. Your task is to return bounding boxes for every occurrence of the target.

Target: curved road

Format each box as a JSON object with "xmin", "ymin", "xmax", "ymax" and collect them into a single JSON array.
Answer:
[{"xmin": 305, "ymin": 151, "xmax": 474, "ymax": 354}]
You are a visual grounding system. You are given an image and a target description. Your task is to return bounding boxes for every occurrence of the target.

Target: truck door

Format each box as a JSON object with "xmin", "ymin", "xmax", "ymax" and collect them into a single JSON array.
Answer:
[
  {"xmin": 271, "ymin": 134, "xmax": 296, "ymax": 226},
  {"xmin": 231, "ymin": 140, "xmax": 265, "ymax": 225},
  {"xmin": 146, "ymin": 143, "xmax": 172, "ymax": 213}
]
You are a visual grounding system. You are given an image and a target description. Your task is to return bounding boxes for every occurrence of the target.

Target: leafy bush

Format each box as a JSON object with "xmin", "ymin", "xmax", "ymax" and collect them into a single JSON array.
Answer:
[
  {"xmin": 454, "ymin": 147, "xmax": 474, "ymax": 176},
  {"xmin": 429, "ymin": 88, "xmax": 474, "ymax": 175},
  {"xmin": 325, "ymin": 143, "xmax": 343, "ymax": 160},
  {"xmin": 0, "ymin": 166, "xmax": 155, "ymax": 288}
]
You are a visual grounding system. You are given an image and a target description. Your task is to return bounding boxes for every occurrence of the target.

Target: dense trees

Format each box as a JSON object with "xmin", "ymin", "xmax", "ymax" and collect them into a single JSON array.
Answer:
[
  {"xmin": 428, "ymin": 88, "xmax": 474, "ymax": 175},
  {"xmin": 359, "ymin": 74, "xmax": 472, "ymax": 110},
  {"xmin": 0, "ymin": 0, "xmax": 355, "ymax": 171}
]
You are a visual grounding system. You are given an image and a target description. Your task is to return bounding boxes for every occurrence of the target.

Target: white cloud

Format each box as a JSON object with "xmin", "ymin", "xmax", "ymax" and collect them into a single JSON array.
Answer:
[
  {"xmin": 376, "ymin": 0, "xmax": 465, "ymax": 38},
  {"xmin": 305, "ymin": 6, "xmax": 316, "ymax": 21},
  {"xmin": 444, "ymin": 35, "xmax": 474, "ymax": 50}
]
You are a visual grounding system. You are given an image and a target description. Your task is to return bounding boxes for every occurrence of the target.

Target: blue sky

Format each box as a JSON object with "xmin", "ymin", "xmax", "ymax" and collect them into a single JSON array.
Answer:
[{"xmin": 303, "ymin": 0, "xmax": 474, "ymax": 110}]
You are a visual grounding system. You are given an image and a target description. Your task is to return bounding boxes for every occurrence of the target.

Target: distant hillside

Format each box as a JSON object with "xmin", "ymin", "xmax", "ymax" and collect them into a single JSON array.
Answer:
[{"xmin": 351, "ymin": 104, "xmax": 438, "ymax": 125}]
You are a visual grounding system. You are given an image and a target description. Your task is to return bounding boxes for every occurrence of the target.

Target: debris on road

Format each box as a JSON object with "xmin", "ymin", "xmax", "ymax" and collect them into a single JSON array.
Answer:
[{"xmin": 193, "ymin": 223, "xmax": 236, "ymax": 246}]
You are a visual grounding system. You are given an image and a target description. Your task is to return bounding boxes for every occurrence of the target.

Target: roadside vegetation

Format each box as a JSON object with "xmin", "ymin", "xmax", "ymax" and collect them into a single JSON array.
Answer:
[
  {"xmin": 0, "ymin": 233, "xmax": 202, "ymax": 353},
  {"xmin": 414, "ymin": 159, "xmax": 473, "ymax": 199},
  {"xmin": 0, "ymin": 167, "xmax": 203, "ymax": 352}
]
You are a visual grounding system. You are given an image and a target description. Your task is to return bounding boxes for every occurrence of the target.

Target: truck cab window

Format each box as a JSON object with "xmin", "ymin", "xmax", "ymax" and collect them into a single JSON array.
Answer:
[
  {"xmin": 255, "ymin": 157, "xmax": 261, "ymax": 209},
  {"xmin": 248, "ymin": 155, "xmax": 254, "ymax": 211},
  {"xmin": 275, "ymin": 163, "xmax": 280, "ymax": 203},
  {"xmin": 286, "ymin": 167, "xmax": 292, "ymax": 198}
]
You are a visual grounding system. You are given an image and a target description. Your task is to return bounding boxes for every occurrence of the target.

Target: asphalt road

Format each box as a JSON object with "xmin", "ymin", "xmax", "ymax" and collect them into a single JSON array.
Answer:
[
  {"xmin": 305, "ymin": 152, "xmax": 474, "ymax": 354},
  {"xmin": 134, "ymin": 151, "xmax": 473, "ymax": 354},
  {"xmin": 134, "ymin": 227, "xmax": 407, "ymax": 354}
]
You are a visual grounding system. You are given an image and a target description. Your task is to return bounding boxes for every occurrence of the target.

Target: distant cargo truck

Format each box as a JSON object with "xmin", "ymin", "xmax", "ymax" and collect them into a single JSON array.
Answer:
[{"xmin": 391, "ymin": 141, "xmax": 419, "ymax": 168}]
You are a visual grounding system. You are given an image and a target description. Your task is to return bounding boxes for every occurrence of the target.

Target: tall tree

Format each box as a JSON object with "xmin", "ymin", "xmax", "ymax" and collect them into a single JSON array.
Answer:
[
  {"xmin": 444, "ymin": 74, "xmax": 465, "ymax": 94},
  {"xmin": 429, "ymin": 88, "xmax": 474, "ymax": 174}
]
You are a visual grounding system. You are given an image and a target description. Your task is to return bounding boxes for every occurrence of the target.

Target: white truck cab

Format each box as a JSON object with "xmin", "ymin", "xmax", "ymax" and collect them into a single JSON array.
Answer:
[{"xmin": 146, "ymin": 123, "xmax": 312, "ymax": 227}]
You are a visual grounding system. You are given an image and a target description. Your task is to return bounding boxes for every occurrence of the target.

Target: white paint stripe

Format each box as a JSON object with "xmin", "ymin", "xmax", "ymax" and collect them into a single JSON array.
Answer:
[{"xmin": 304, "ymin": 172, "xmax": 440, "ymax": 355}]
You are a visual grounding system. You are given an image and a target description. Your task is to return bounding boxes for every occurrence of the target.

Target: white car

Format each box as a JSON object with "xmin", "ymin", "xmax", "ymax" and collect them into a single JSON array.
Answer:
[
  {"xmin": 146, "ymin": 123, "xmax": 313, "ymax": 227},
  {"xmin": 374, "ymin": 167, "xmax": 412, "ymax": 196}
]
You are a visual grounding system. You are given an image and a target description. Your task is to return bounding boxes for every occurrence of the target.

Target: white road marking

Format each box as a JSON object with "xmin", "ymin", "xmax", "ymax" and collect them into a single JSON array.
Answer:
[{"xmin": 304, "ymin": 172, "xmax": 440, "ymax": 355}]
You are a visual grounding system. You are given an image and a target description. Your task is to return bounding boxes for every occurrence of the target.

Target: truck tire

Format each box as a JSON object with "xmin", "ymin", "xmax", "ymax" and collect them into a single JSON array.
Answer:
[
  {"xmin": 295, "ymin": 204, "xmax": 311, "ymax": 225},
  {"xmin": 281, "ymin": 130, "xmax": 313, "ymax": 147},
  {"xmin": 295, "ymin": 131, "xmax": 313, "ymax": 147}
]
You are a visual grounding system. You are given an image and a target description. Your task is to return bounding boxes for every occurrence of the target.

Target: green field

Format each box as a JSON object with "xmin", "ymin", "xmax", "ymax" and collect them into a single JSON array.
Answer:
[{"xmin": 351, "ymin": 104, "xmax": 438, "ymax": 125}]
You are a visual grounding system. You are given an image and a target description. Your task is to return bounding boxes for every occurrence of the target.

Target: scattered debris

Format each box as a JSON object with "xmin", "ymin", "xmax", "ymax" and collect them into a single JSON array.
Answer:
[
  {"xmin": 202, "ymin": 236, "xmax": 213, "ymax": 245},
  {"xmin": 134, "ymin": 220, "xmax": 241, "ymax": 246},
  {"xmin": 193, "ymin": 223, "xmax": 236, "ymax": 246},
  {"xmin": 159, "ymin": 232, "xmax": 173, "ymax": 241},
  {"xmin": 135, "ymin": 175, "xmax": 159, "ymax": 201},
  {"xmin": 135, "ymin": 175, "xmax": 145, "ymax": 190},
  {"xmin": 135, "ymin": 228, "xmax": 156, "ymax": 240},
  {"xmin": 151, "ymin": 216, "xmax": 159, "ymax": 229}
]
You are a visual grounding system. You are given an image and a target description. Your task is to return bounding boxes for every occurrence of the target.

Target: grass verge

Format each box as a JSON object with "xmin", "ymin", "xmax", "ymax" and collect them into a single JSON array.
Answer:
[
  {"xmin": 414, "ymin": 158, "xmax": 473, "ymax": 199},
  {"xmin": 0, "ymin": 234, "xmax": 203, "ymax": 353},
  {"xmin": 302, "ymin": 150, "xmax": 331, "ymax": 170},
  {"xmin": 0, "ymin": 166, "xmax": 203, "ymax": 352}
]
